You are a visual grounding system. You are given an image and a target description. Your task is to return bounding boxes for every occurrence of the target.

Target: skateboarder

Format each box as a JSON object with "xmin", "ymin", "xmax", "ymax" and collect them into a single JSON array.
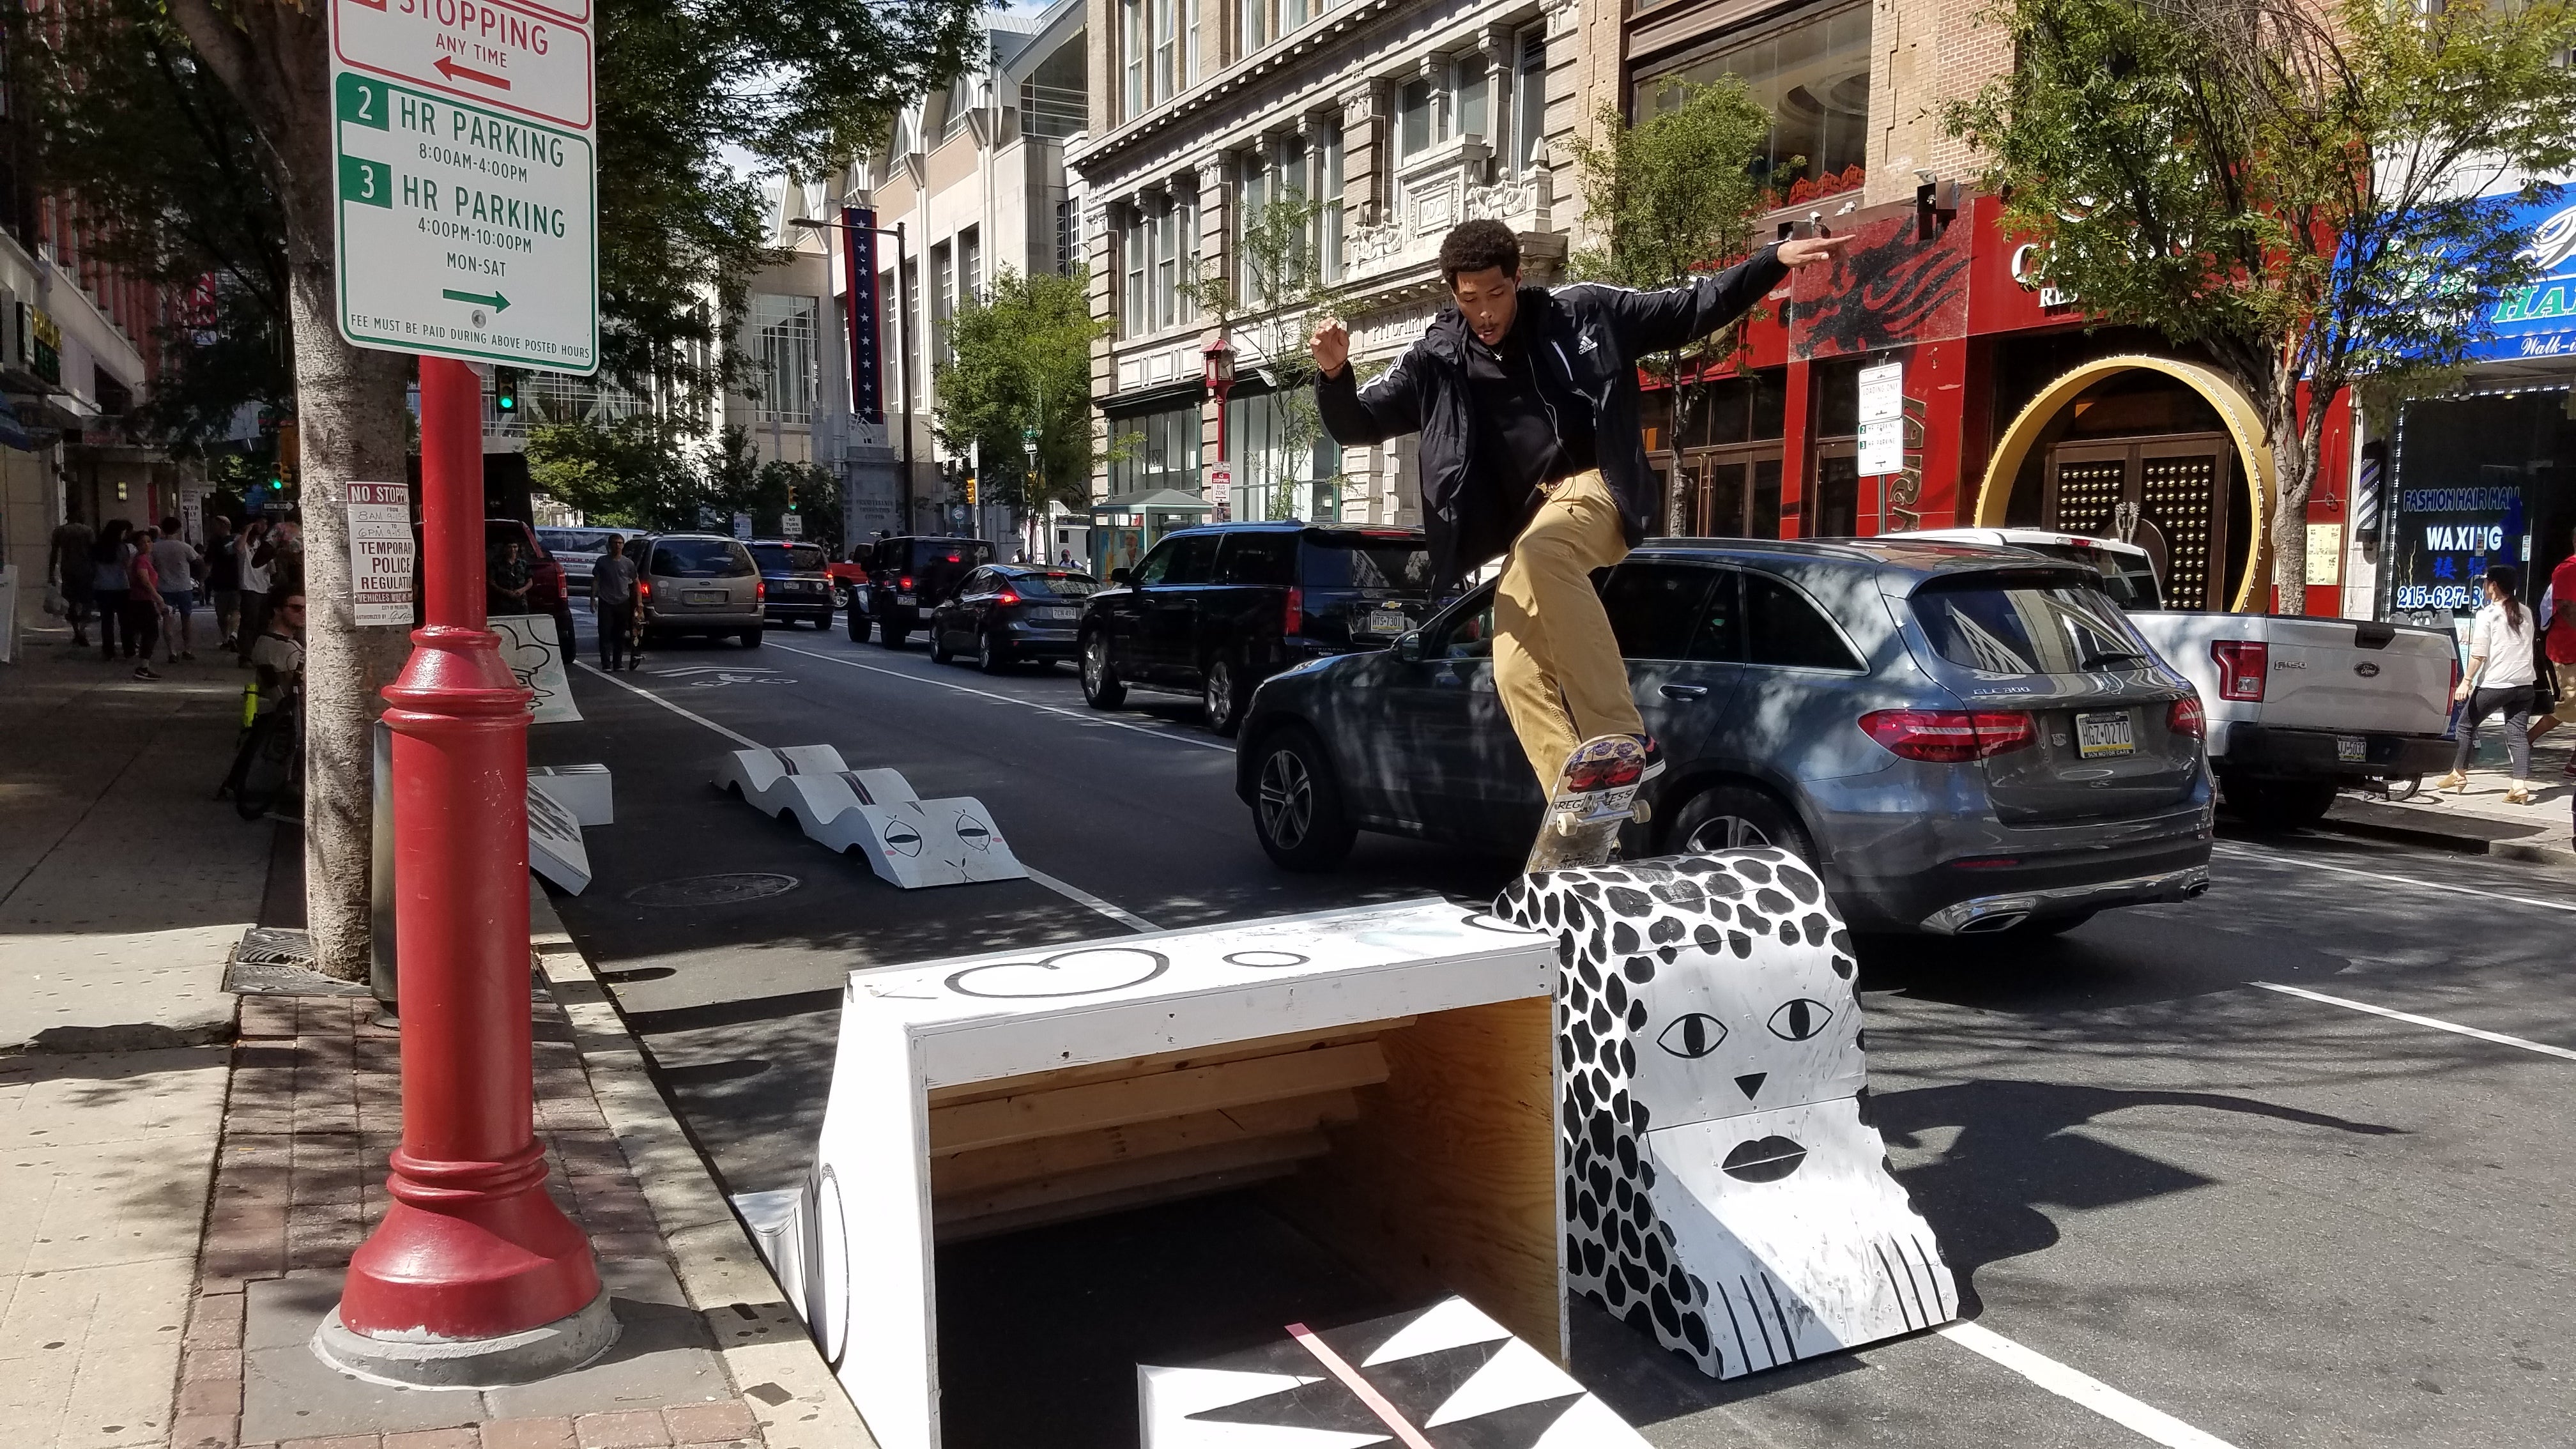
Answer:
[{"xmin": 1311, "ymin": 217, "xmax": 1850, "ymax": 811}]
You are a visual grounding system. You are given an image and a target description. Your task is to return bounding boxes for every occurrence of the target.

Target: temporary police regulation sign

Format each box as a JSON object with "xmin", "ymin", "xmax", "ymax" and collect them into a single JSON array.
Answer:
[{"xmin": 327, "ymin": 0, "xmax": 599, "ymax": 374}]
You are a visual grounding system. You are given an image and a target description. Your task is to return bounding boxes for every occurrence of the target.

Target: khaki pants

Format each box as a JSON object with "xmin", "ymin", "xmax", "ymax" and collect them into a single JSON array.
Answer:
[{"xmin": 1494, "ymin": 470, "xmax": 1644, "ymax": 785}]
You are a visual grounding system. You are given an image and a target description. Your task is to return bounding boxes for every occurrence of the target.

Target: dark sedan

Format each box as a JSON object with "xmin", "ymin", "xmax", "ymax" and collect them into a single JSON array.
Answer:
[
  {"xmin": 927, "ymin": 564, "xmax": 1100, "ymax": 671},
  {"xmin": 751, "ymin": 540, "xmax": 835, "ymax": 629},
  {"xmin": 1234, "ymin": 537, "xmax": 2215, "ymax": 937}
]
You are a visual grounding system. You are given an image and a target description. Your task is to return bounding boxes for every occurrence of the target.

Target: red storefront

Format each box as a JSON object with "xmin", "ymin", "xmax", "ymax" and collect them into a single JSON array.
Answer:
[{"xmin": 1641, "ymin": 193, "xmax": 2354, "ymax": 616}]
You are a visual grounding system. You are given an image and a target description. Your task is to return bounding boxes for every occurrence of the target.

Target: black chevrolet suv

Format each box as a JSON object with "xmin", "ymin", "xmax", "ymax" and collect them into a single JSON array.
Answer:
[
  {"xmin": 845, "ymin": 535, "xmax": 995, "ymax": 648},
  {"xmin": 1078, "ymin": 522, "xmax": 1432, "ymax": 734}
]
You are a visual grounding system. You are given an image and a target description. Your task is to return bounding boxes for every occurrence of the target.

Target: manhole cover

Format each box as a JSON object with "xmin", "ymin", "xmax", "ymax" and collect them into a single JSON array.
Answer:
[
  {"xmin": 625, "ymin": 872, "xmax": 801, "ymax": 908},
  {"xmin": 224, "ymin": 926, "xmax": 373, "ymax": 997}
]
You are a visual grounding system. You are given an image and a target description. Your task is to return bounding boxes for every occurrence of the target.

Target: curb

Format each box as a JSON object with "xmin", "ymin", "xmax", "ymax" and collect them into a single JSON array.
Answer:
[
  {"xmin": 2310, "ymin": 803, "xmax": 2576, "ymax": 868},
  {"xmin": 530, "ymin": 891, "xmax": 878, "ymax": 1449}
]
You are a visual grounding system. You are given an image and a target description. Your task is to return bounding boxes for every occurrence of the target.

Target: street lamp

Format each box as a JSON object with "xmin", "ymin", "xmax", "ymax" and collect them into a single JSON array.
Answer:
[
  {"xmin": 1202, "ymin": 335, "xmax": 1236, "ymax": 516},
  {"xmin": 790, "ymin": 213, "xmax": 916, "ymax": 533}
]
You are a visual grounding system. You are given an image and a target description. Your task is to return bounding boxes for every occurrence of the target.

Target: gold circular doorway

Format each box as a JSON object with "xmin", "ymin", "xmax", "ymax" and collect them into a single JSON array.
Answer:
[{"xmin": 1973, "ymin": 355, "xmax": 2274, "ymax": 612}]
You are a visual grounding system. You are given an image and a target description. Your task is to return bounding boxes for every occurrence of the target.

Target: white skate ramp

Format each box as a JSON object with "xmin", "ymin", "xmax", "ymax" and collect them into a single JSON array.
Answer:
[{"xmin": 714, "ymin": 746, "xmax": 1025, "ymax": 889}]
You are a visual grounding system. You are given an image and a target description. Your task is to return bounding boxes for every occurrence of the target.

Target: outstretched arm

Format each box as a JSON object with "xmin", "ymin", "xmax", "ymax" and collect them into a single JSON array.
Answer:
[
  {"xmin": 1600, "ymin": 235, "xmax": 1853, "ymax": 356},
  {"xmin": 1311, "ymin": 318, "xmax": 1425, "ymax": 446}
]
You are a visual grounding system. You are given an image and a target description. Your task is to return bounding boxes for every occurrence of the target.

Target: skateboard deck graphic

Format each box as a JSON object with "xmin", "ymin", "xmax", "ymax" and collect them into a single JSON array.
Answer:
[{"xmin": 1526, "ymin": 733, "xmax": 1646, "ymax": 873}]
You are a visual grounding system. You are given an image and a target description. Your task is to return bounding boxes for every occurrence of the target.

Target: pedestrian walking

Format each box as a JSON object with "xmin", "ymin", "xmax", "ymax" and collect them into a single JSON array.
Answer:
[
  {"xmin": 91, "ymin": 520, "xmax": 134, "ymax": 661},
  {"xmin": 125, "ymin": 530, "xmax": 165, "ymax": 680},
  {"xmin": 488, "ymin": 536, "xmax": 532, "ymax": 617},
  {"xmin": 150, "ymin": 515, "xmax": 201, "ymax": 661},
  {"xmin": 1311, "ymin": 217, "xmax": 1850, "ymax": 797},
  {"xmin": 237, "ymin": 519, "xmax": 273, "ymax": 667},
  {"xmin": 49, "ymin": 516, "xmax": 95, "ymax": 647},
  {"xmin": 206, "ymin": 514, "xmax": 240, "ymax": 650},
  {"xmin": 2437, "ymin": 564, "xmax": 2540, "ymax": 804},
  {"xmin": 591, "ymin": 534, "xmax": 639, "ymax": 671}
]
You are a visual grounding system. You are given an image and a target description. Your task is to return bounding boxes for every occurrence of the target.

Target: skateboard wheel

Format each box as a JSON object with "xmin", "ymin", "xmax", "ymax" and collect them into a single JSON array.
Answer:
[{"xmin": 1631, "ymin": 799, "xmax": 1652, "ymax": 824}]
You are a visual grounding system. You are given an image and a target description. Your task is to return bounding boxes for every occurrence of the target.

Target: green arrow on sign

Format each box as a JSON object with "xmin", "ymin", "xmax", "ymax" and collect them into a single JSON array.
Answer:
[{"xmin": 440, "ymin": 289, "xmax": 511, "ymax": 311}]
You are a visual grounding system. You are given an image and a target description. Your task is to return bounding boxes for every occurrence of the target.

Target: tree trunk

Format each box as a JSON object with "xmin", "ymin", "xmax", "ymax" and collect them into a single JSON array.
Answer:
[
  {"xmin": 169, "ymin": 0, "xmax": 413, "ymax": 977},
  {"xmin": 2264, "ymin": 371, "xmax": 2320, "ymax": 619}
]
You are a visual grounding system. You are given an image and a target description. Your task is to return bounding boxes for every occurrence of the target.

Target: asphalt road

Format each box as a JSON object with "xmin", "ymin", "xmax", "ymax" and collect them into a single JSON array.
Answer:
[{"xmin": 535, "ymin": 618, "xmax": 2576, "ymax": 1449}]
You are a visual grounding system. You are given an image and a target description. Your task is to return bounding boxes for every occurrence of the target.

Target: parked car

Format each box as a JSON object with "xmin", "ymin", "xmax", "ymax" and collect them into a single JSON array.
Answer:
[
  {"xmin": 926, "ymin": 564, "xmax": 1100, "ymax": 671},
  {"xmin": 844, "ymin": 536, "xmax": 995, "ymax": 647},
  {"xmin": 634, "ymin": 533, "xmax": 764, "ymax": 647},
  {"xmin": 535, "ymin": 526, "xmax": 641, "ymax": 597},
  {"xmin": 1079, "ymin": 523, "xmax": 1434, "ymax": 734},
  {"xmin": 487, "ymin": 518, "xmax": 577, "ymax": 650},
  {"xmin": 749, "ymin": 539, "xmax": 835, "ymax": 629},
  {"xmin": 1912, "ymin": 528, "xmax": 2456, "ymax": 827},
  {"xmin": 1235, "ymin": 537, "xmax": 2215, "ymax": 935}
]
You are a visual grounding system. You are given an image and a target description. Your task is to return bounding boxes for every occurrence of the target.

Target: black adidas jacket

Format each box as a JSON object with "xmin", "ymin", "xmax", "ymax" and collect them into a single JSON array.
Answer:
[{"xmin": 1314, "ymin": 246, "xmax": 1788, "ymax": 595}]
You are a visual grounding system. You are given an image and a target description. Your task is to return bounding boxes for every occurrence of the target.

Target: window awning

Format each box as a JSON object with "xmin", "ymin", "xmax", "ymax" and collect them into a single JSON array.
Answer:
[{"xmin": 1089, "ymin": 488, "xmax": 1216, "ymax": 516}]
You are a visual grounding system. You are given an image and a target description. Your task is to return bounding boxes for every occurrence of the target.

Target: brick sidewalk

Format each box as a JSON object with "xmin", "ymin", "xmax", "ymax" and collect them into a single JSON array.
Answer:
[{"xmin": 174, "ymin": 991, "xmax": 771, "ymax": 1449}]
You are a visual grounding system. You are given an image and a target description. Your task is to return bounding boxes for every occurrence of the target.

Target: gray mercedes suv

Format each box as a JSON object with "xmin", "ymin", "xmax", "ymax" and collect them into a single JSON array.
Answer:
[{"xmin": 1233, "ymin": 537, "xmax": 2215, "ymax": 935}]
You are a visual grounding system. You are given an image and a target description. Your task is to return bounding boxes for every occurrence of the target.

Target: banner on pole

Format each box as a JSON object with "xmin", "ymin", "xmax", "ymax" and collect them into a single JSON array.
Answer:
[
  {"xmin": 347, "ymin": 480, "xmax": 416, "ymax": 625},
  {"xmin": 844, "ymin": 206, "xmax": 882, "ymax": 425}
]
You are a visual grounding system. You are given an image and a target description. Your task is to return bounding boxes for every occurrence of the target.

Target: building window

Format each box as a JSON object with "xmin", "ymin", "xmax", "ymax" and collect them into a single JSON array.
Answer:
[
  {"xmin": 1512, "ymin": 29, "xmax": 1547, "ymax": 176},
  {"xmin": 1123, "ymin": 0, "xmax": 1146, "ymax": 118},
  {"xmin": 1227, "ymin": 388, "xmax": 1344, "ymax": 521},
  {"xmin": 1121, "ymin": 193, "xmax": 1199, "ymax": 337},
  {"xmin": 1186, "ymin": 0, "xmax": 1202, "ymax": 86},
  {"xmin": 747, "ymin": 294, "xmax": 819, "ymax": 425},
  {"xmin": 958, "ymin": 225, "xmax": 981, "ymax": 302},
  {"xmin": 1281, "ymin": 0, "xmax": 1308, "ymax": 34},
  {"xmin": 930, "ymin": 240, "xmax": 954, "ymax": 365},
  {"xmin": 1455, "ymin": 56, "xmax": 1490, "ymax": 141},
  {"xmin": 1398, "ymin": 77, "xmax": 1439, "ymax": 158},
  {"xmin": 1637, "ymin": 1, "xmax": 1871, "ymax": 204},
  {"xmin": 1054, "ymin": 199, "xmax": 1075, "ymax": 275},
  {"xmin": 1021, "ymin": 37, "xmax": 1088, "ymax": 139},
  {"xmin": 1239, "ymin": 0, "xmax": 1267, "ymax": 54},
  {"xmin": 1123, "ymin": 208, "xmax": 1147, "ymax": 335},
  {"xmin": 1319, "ymin": 125, "xmax": 1344, "ymax": 282},
  {"xmin": 1154, "ymin": 0, "xmax": 1177, "ymax": 103},
  {"xmin": 1110, "ymin": 404, "xmax": 1202, "ymax": 494}
]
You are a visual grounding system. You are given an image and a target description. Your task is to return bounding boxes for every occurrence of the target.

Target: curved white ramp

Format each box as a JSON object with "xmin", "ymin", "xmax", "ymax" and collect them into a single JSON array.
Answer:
[
  {"xmin": 716, "ymin": 746, "xmax": 1025, "ymax": 889},
  {"xmin": 1493, "ymin": 849, "xmax": 1957, "ymax": 1379}
]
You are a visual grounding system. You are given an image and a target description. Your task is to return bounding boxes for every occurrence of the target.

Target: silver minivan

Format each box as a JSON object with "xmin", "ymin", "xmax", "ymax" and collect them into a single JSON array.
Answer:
[
  {"xmin": 1235, "ymin": 538, "xmax": 2215, "ymax": 935},
  {"xmin": 637, "ymin": 534, "xmax": 765, "ymax": 648}
]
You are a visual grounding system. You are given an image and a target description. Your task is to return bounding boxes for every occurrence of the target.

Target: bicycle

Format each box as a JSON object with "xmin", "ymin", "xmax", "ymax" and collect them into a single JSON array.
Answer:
[{"xmin": 223, "ymin": 677, "xmax": 304, "ymax": 820}]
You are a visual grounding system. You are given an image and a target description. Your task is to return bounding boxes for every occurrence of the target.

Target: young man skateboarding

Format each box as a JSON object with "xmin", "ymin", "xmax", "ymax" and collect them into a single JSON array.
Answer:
[{"xmin": 1311, "ymin": 218, "xmax": 1849, "ymax": 825}]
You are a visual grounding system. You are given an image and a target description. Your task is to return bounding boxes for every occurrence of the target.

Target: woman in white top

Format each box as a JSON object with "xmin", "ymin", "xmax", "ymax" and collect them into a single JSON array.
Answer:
[{"xmin": 2437, "ymin": 564, "xmax": 2540, "ymax": 804}]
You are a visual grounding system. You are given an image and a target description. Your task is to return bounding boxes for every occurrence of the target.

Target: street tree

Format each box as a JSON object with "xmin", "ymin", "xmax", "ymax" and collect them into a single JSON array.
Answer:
[
  {"xmin": 1947, "ymin": 0, "xmax": 2576, "ymax": 610},
  {"xmin": 1194, "ymin": 196, "xmax": 1344, "ymax": 519},
  {"xmin": 932, "ymin": 266, "xmax": 1105, "ymax": 535},
  {"xmin": 1564, "ymin": 79, "xmax": 1776, "ymax": 532},
  {"xmin": 106, "ymin": 0, "xmax": 985, "ymax": 977}
]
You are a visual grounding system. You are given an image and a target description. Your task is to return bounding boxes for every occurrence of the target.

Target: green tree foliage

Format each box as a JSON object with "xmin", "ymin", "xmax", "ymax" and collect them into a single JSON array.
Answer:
[
  {"xmin": 526, "ymin": 415, "xmax": 837, "ymax": 539},
  {"xmin": 1194, "ymin": 196, "xmax": 1345, "ymax": 519},
  {"xmin": 1564, "ymin": 80, "xmax": 1775, "ymax": 528},
  {"xmin": 696, "ymin": 425, "xmax": 842, "ymax": 541},
  {"xmin": 1948, "ymin": 0, "xmax": 2576, "ymax": 606},
  {"xmin": 933, "ymin": 265, "xmax": 1106, "ymax": 520}
]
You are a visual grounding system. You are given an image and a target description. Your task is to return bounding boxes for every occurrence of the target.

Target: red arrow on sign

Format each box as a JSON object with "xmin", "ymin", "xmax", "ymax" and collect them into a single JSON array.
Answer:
[{"xmin": 433, "ymin": 55, "xmax": 512, "ymax": 91}]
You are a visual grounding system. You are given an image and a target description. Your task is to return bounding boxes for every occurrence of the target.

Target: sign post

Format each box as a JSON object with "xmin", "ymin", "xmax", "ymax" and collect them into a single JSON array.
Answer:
[
  {"xmin": 1856, "ymin": 362, "xmax": 1904, "ymax": 479},
  {"xmin": 317, "ymin": 0, "xmax": 608, "ymax": 1388}
]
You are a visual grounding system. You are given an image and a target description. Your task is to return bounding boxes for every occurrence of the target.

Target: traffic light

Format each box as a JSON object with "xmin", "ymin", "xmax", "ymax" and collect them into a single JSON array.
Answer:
[{"xmin": 494, "ymin": 369, "xmax": 520, "ymax": 415}]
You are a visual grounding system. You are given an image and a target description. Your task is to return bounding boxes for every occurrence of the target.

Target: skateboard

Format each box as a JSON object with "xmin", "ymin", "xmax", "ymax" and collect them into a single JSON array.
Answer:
[{"xmin": 1526, "ymin": 733, "xmax": 1650, "ymax": 873}]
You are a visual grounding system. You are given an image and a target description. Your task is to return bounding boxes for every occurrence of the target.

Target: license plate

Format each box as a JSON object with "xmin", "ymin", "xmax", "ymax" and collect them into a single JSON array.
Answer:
[
  {"xmin": 1037, "ymin": 606, "xmax": 1077, "ymax": 622},
  {"xmin": 2075, "ymin": 710, "xmax": 2135, "ymax": 758},
  {"xmin": 1364, "ymin": 610, "xmax": 1410, "ymax": 635},
  {"xmin": 2337, "ymin": 735, "xmax": 2366, "ymax": 763},
  {"xmin": 896, "ymin": 592, "xmax": 916, "ymax": 606},
  {"xmin": 684, "ymin": 590, "xmax": 726, "ymax": 605}
]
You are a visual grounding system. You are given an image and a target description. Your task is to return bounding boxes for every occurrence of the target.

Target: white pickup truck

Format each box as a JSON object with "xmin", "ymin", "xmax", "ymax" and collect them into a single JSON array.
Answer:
[{"xmin": 1912, "ymin": 528, "xmax": 2457, "ymax": 828}]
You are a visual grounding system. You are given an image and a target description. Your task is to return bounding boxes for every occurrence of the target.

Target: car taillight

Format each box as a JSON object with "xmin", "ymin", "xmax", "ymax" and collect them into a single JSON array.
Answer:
[
  {"xmin": 2211, "ymin": 640, "xmax": 2267, "ymax": 701},
  {"xmin": 1284, "ymin": 585, "xmax": 1303, "ymax": 636},
  {"xmin": 756, "ymin": 580, "xmax": 765, "ymax": 602},
  {"xmin": 2168, "ymin": 695, "xmax": 2205, "ymax": 740},
  {"xmin": 1859, "ymin": 709, "xmax": 2037, "ymax": 762},
  {"xmin": 996, "ymin": 590, "xmax": 1022, "ymax": 606},
  {"xmin": 900, "ymin": 574, "xmax": 914, "ymax": 591},
  {"xmin": 637, "ymin": 578, "xmax": 651, "ymax": 599}
]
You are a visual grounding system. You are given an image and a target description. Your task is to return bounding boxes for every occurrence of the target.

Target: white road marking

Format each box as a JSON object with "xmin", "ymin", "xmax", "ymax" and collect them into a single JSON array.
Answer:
[
  {"xmin": 767, "ymin": 641, "xmax": 1236, "ymax": 755},
  {"xmin": 1938, "ymin": 1322, "xmax": 2242, "ymax": 1449},
  {"xmin": 574, "ymin": 659, "xmax": 1154, "ymax": 933},
  {"xmin": 2214, "ymin": 842, "xmax": 2576, "ymax": 914},
  {"xmin": 576, "ymin": 660, "xmax": 762, "ymax": 747},
  {"xmin": 2251, "ymin": 981, "xmax": 2576, "ymax": 1062}
]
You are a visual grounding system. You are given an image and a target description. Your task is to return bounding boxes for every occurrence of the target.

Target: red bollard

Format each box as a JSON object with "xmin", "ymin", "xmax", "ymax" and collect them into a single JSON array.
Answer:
[{"xmin": 319, "ymin": 357, "xmax": 608, "ymax": 1384}]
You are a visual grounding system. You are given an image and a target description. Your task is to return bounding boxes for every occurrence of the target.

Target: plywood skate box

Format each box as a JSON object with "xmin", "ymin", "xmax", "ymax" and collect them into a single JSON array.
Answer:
[{"xmin": 744, "ymin": 899, "xmax": 1563, "ymax": 1449}]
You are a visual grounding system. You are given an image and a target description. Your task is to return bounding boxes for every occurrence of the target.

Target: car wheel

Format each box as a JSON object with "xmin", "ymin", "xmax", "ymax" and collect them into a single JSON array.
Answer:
[
  {"xmin": 1666, "ymin": 782, "xmax": 1817, "ymax": 864},
  {"xmin": 2223, "ymin": 774, "xmax": 2339, "ymax": 830},
  {"xmin": 930, "ymin": 626, "xmax": 954, "ymax": 664},
  {"xmin": 978, "ymin": 632, "xmax": 1009, "ymax": 674},
  {"xmin": 1202, "ymin": 654, "xmax": 1248, "ymax": 736},
  {"xmin": 847, "ymin": 609, "xmax": 872, "ymax": 644},
  {"xmin": 1080, "ymin": 632, "xmax": 1127, "ymax": 709},
  {"xmin": 1250, "ymin": 728, "xmax": 1357, "ymax": 871},
  {"xmin": 740, "ymin": 627, "xmax": 763, "ymax": 648}
]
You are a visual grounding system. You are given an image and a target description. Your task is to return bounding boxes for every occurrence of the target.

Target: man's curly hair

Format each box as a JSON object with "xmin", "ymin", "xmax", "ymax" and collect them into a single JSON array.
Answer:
[{"xmin": 1438, "ymin": 219, "xmax": 1521, "ymax": 288}]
